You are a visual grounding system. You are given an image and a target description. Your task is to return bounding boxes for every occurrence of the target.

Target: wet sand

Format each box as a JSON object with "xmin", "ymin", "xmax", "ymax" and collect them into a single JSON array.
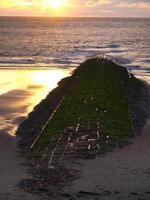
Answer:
[
  {"xmin": 0, "ymin": 68, "xmax": 70, "ymax": 200},
  {"xmin": 0, "ymin": 69, "xmax": 70, "ymax": 135},
  {"xmin": 16, "ymin": 59, "xmax": 150, "ymax": 199},
  {"xmin": 62, "ymin": 121, "xmax": 150, "ymax": 200},
  {"xmin": 59, "ymin": 84, "xmax": 150, "ymax": 200},
  {"xmin": 0, "ymin": 131, "xmax": 50, "ymax": 200},
  {"xmin": 1, "ymin": 66, "xmax": 150, "ymax": 200}
]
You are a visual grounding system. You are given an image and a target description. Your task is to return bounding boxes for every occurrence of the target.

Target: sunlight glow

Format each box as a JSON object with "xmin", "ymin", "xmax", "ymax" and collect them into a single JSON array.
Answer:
[
  {"xmin": 0, "ymin": 69, "xmax": 70, "ymax": 136},
  {"xmin": 0, "ymin": 0, "xmax": 150, "ymax": 17},
  {"xmin": 44, "ymin": 0, "xmax": 69, "ymax": 9}
]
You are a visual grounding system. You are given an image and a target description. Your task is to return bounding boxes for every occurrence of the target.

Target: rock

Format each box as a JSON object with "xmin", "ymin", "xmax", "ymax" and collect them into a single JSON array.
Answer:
[
  {"xmin": 145, "ymin": 191, "xmax": 150, "ymax": 194},
  {"xmin": 61, "ymin": 193, "xmax": 72, "ymax": 197},
  {"xmin": 114, "ymin": 191, "xmax": 121, "ymax": 194},
  {"xmin": 78, "ymin": 191, "xmax": 99, "ymax": 196},
  {"xmin": 131, "ymin": 192, "xmax": 138, "ymax": 195},
  {"xmin": 103, "ymin": 191, "xmax": 111, "ymax": 196}
]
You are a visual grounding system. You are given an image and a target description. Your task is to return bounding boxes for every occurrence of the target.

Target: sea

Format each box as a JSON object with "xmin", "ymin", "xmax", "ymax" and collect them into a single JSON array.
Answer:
[{"xmin": 0, "ymin": 17, "xmax": 150, "ymax": 135}]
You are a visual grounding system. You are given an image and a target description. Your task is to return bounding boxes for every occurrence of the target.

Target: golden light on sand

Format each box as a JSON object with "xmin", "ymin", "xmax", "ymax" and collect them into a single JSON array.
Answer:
[
  {"xmin": 23, "ymin": 69, "xmax": 70, "ymax": 113},
  {"xmin": 44, "ymin": 0, "xmax": 69, "ymax": 9},
  {"xmin": 0, "ymin": 69, "xmax": 70, "ymax": 136}
]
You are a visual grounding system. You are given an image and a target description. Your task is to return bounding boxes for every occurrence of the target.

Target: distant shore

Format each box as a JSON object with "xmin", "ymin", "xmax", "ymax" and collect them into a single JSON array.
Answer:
[{"xmin": 17, "ymin": 57, "xmax": 150, "ymax": 199}]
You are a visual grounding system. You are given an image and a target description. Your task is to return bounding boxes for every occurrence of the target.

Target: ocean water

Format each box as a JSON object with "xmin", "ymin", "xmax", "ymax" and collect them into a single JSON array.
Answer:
[
  {"xmin": 0, "ymin": 17, "xmax": 150, "ymax": 74},
  {"xmin": 0, "ymin": 68, "xmax": 70, "ymax": 135},
  {"xmin": 0, "ymin": 17, "xmax": 150, "ymax": 135}
]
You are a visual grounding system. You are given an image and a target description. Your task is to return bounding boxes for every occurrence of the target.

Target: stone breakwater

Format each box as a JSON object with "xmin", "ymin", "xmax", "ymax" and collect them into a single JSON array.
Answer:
[
  {"xmin": 17, "ymin": 75, "xmax": 74, "ymax": 154},
  {"xmin": 17, "ymin": 57, "xmax": 150, "ymax": 198}
]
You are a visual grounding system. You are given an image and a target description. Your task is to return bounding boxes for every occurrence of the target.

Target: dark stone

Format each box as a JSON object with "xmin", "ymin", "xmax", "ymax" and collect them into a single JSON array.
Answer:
[
  {"xmin": 78, "ymin": 191, "xmax": 99, "ymax": 196},
  {"xmin": 61, "ymin": 193, "xmax": 72, "ymax": 197},
  {"xmin": 114, "ymin": 191, "xmax": 121, "ymax": 194},
  {"xmin": 103, "ymin": 191, "xmax": 111, "ymax": 196},
  {"xmin": 131, "ymin": 192, "xmax": 138, "ymax": 195}
]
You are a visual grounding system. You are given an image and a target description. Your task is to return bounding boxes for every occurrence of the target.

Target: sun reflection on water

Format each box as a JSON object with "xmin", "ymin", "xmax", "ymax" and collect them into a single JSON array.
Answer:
[
  {"xmin": 0, "ymin": 68, "xmax": 71, "ymax": 136},
  {"xmin": 27, "ymin": 69, "xmax": 70, "ymax": 113}
]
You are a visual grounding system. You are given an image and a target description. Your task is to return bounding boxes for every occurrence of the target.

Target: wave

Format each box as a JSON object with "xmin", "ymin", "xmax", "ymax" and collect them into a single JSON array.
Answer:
[{"xmin": 0, "ymin": 44, "xmax": 149, "ymax": 79}]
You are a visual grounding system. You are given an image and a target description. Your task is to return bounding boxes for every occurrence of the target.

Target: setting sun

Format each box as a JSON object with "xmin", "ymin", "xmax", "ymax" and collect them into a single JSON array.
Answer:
[{"xmin": 44, "ymin": 0, "xmax": 69, "ymax": 9}]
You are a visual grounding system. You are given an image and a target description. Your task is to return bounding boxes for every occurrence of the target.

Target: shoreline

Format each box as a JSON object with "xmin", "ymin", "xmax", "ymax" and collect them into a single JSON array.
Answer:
[
  {"xmin": 17, "ymin": 57, "xmax": 150, "ymax": 199},
  {"xmin": 17, "ymin": 75, "xmax": 74, "ymax": 154},
  {"xmin": 0, "ymin": 68, "xmax": 71, "ymax": 200}
]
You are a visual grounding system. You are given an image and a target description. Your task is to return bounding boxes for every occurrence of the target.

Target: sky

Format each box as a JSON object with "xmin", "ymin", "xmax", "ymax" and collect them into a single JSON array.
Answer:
[{"xmin": 0, "ymin": 0, "xmax": 150, "ymax": 17}]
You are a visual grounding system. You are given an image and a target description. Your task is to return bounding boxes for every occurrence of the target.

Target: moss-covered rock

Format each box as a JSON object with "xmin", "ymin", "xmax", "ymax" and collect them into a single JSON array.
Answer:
[{"xmin": 28, "ymin": 57, "xmax": 144, "ymax": 162}]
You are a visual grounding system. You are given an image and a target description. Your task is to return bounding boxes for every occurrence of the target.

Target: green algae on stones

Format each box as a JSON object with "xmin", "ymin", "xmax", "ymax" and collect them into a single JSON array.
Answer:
[{"xmin": 29, "ymin": 57, "xmax": 141, "ymax": 161}]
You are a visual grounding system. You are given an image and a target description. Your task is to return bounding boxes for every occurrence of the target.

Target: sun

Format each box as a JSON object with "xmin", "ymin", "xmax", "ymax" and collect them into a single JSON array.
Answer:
[{"xmin": 44, "ymin": 0, "xmax": 68, "ymax": 9}]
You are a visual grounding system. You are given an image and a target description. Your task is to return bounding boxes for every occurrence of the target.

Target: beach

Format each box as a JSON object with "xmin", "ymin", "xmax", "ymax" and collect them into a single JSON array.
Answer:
[
  {"xmin": 0, "ymin": 17, "xmax": 150, "ymax": 200},
  {"xmin": 0, "ymin": 59, "xmax": 150, "ymax": 200},
  {"xmin": 1, "ymin": 124, "xmax": 150, "ymax": 200},
  {"xmin": 0, "ymin": 68, "xmax": 70, "ymax": 135},
  {"xmin": 0, "ymin": 132, "xmax": 45, "ymax": 200},
  {"xmin": 0, "ymin": 68, "xmax": 70, "ymax": 200},
  {"xmin": 12, "ymin": 58, "xmax": 150, "ymax": 200},
  {"xmin": 62, "ymin": 120, "xmax": 150, "ymax": 200}
]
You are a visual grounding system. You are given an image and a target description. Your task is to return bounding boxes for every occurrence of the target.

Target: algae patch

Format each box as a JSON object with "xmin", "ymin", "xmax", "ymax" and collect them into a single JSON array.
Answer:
[{"xmin": 28, "ymin": 57, "xmax": 141, "ymax": 162}]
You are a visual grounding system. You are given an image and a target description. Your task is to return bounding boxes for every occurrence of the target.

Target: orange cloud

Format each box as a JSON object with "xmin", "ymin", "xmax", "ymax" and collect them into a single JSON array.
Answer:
[{"xmin": 0, "ymin": 0, "xmax": 150, "ymax": 17}]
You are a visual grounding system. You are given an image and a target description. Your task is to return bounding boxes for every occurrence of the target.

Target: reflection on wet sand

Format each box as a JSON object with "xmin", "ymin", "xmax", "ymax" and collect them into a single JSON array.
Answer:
[{"xmin": 0, "ymin": 69, "xmax": 71, "ymax": 136}]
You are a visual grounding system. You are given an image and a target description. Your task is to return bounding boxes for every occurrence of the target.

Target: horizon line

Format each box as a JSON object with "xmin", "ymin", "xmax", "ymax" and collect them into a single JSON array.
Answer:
[{"xmin": 0, "ymin": 16, "xmax": 150, "ymax": 19}]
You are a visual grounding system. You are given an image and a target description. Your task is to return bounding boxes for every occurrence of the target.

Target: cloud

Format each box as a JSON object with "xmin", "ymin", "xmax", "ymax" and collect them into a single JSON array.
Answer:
[
  {"xmin": 117, "ymin": 0, "xmax": 150, "ymax": 10},
  {"xmin": 0, "ymin": 0, "xmax": 150, "ymax": 17},
  {"xmin": 0, "ymin": 0, "xmax": 111, "ymax": 8},
  {"xmin": 84, "ymin": 0, "xmax": 111, "ymax": 7}
]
